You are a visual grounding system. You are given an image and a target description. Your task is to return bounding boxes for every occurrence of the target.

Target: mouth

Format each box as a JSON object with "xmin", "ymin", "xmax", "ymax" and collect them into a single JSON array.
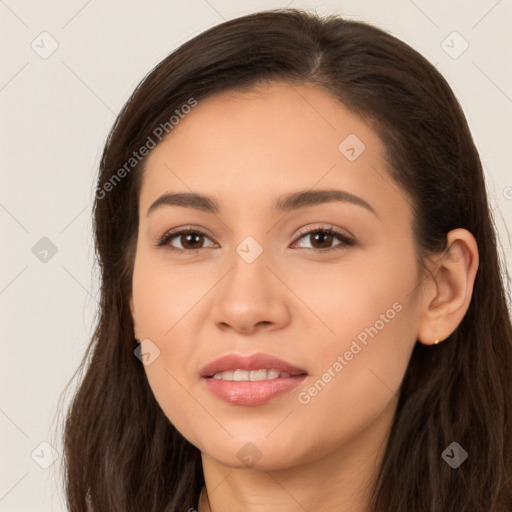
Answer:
[
  {"xmin": 200, "ymin": 352, "xmax": 307, "ymax": 378},
  {"xmin": 210, "ymin": 368, "xmax": 303, "ymax": 381},
  {"xmin": 200, "ymin": 353, "xmax": 308, "ymax": 405}
]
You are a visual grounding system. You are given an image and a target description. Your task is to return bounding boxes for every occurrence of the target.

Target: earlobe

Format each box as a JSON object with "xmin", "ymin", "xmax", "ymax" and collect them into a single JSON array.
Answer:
[{"xmin": 417, "ymin": 229, "xmax": 479, "ymax": 346}]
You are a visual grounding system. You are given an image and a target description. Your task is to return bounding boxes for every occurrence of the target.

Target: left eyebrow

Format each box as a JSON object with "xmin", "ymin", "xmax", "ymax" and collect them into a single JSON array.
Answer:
[
  {"xmin": 146, "ymin": 188, "xmax": 378, "ymax": 217},
  {"xmin": 274, "ymin": 189, "xmax": 377, "ymax": 217}
]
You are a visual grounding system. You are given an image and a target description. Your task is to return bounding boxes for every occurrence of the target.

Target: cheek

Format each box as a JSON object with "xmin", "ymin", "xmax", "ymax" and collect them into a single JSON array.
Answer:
[
  {"xmin": 131, "ymin": 249, "xmax": 207, "ymax": 339},
  {"xmin": 298, "ymin": 245, "xmax": 415, "ymax": 359},
  {"xmin": 131, "ymin": 253, "xmax": 209, "ymax": 442},
  {"xmin": 296, "ymin": 252, "xmax": 419, "ymax": 431},
  {"xmin": 294, "ymin": 244, "xmax": 418, "ymax": 345},
  {"xmin": 142, "ymin": 358, "xmax": 208, "ymax": 451},
  {"xmin": 292, "ymin": 295, "xmax": 417, "ymax": 463}
]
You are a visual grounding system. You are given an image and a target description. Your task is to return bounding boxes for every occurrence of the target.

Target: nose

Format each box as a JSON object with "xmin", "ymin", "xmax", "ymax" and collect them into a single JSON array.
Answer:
[{"xmin": 210, "ymin": 251, "xmax": 291, "ymax": 335}]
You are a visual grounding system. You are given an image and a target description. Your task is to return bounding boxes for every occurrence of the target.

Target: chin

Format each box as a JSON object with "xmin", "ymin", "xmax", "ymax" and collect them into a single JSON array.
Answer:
[{"xmin": 196, "ymin": 433, "xmax": 316, "ymax": 471}]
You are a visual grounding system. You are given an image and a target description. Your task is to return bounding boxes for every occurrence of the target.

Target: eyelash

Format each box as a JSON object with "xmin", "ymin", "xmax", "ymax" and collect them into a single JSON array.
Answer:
[{"xmin": 156, "ymin": 225, "xmax": 355, "ymax": 254}]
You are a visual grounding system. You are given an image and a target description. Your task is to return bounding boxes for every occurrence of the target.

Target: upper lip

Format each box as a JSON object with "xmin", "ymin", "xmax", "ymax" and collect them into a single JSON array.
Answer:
[{"xmin": 200, "ymin": 353, "xmax": 308, "ymax": 378}]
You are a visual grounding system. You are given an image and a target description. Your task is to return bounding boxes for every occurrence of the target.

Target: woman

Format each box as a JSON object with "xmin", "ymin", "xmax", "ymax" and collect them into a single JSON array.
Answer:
[{"xmin": 61, "ymin": 8, "xmax": 512, "ymax": 511}]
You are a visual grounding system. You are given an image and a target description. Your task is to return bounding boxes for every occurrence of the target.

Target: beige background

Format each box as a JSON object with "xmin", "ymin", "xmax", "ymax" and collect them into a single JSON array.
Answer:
[{"xmin": 1, "ymin": 0, "xmax": 511, "ymax": 510}]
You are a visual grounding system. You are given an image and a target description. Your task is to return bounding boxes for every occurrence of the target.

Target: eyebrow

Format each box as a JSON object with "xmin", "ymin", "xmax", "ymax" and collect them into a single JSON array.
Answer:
[{"xmin": 146, "ymin": 189, "xmax": 377, "ymax": 217}]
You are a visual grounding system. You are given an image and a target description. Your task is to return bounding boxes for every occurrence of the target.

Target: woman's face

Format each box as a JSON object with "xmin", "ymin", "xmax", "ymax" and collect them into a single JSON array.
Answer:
[{"xmin": 130, "ymin": 81, "xmax": 426, "ymax": 470}]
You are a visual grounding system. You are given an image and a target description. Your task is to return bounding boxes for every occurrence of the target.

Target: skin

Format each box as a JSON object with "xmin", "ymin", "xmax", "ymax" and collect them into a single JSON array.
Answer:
[{"xmin": 129, "ymin": 81, "xmax": 478, "ymax": 512}]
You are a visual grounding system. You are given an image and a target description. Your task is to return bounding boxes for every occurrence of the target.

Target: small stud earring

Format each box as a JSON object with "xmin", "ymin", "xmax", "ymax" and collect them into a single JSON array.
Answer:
[{"xmin": 434, "ymin": 339, "xmax": 441, "ymax": 345}]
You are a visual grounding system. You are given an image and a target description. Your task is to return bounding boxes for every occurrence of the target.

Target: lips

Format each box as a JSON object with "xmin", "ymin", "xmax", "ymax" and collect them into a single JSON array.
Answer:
[
  {"xmin": 200, "ymin": 353, "xmax": 307, "ymax": 378},
  {"xmin": 200, "ymin": 353, "xmax": 308, "ymax": 406}
]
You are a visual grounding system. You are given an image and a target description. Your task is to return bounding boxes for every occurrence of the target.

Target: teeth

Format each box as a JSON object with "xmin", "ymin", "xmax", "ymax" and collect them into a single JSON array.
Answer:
[
  {"xmin": 249, "ymin": 369, "xmax": 268, "ymax": 381},
  {"xmin": 211, "ymin": 369, "xmax": 293, "ymax": 381},
  {"xmin": 267, "ymin": 369, "xmax": 280, "ymax": 379},
  {"xmin": 233, "ymin": 370, "xmax": 249, "ymax": 381}
]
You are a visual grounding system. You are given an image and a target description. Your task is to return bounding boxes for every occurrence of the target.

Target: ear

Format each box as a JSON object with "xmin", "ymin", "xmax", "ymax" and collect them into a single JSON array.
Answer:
[{"xmin": 417, "ymin": 228, "xmax": 479, "ymax": 345}]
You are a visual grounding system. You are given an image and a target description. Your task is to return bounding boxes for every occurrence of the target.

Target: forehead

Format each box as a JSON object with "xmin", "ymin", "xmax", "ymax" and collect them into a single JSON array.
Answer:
[
  {"xmin": 153, "ymin": 81, "xmax": 378, "ymax": 162},
  {"xmin": 138, "ymin": 81, "xmax": 409, "ymax": 222}
]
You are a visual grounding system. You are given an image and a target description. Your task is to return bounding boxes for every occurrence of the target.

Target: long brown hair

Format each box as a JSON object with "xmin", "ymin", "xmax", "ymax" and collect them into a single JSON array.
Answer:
[{"xmin": 59, "ymin": 8, "xmax": 512, "ymax": 511}]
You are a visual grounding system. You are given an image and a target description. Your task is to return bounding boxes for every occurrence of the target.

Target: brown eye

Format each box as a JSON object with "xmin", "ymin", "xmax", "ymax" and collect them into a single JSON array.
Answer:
[
  {"xmin": 292, "ymin": 228, "xmax": 354, "ymax": 252},
  {"xmin": 177, "ymin": 232, "xmax": 206, "ymax": 250},
  {"xmin": 157, "ymin": 229, "xmax": 216, "ymax": 252},
  {"xmin": 307, "ymin": 231, "xmax": 334, "ymax": 249}
]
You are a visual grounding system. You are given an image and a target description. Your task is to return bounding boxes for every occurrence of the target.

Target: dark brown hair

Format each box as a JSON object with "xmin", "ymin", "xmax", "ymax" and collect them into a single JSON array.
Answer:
[{"xmin": 59, "ymin": 8, "xmax": 512, "ymax": 511}]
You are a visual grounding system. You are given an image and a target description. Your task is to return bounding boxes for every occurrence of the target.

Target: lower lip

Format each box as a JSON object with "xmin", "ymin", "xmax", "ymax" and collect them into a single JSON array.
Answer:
[{"xmin": 203, "ymin": 375, "xmax": 307, "ymax": 405}]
